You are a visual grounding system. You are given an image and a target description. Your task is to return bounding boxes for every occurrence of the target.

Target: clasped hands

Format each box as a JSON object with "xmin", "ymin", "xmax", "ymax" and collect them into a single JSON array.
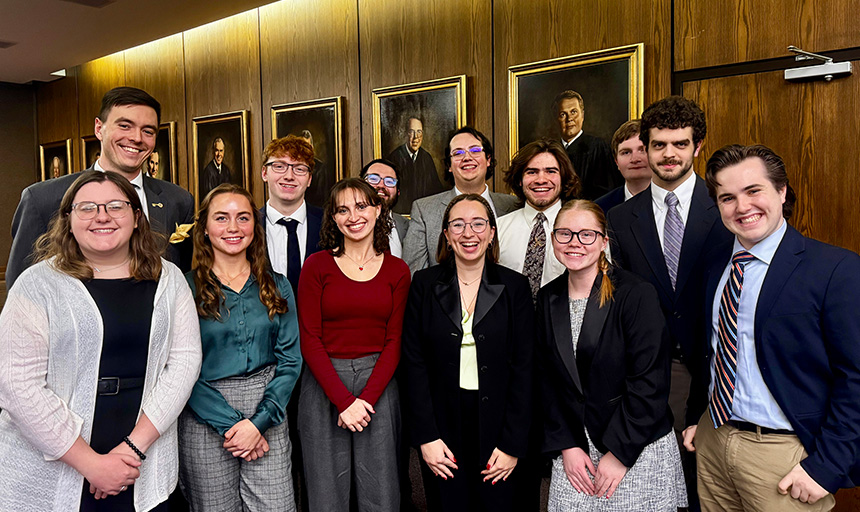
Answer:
[
  {"xmin": 88, "ymin": 442, "xmax": 142, "ymax": 500},
  {"xmin": 561, "ymin": 447, "xmax": 628, "ymax": 499},
  {"xmin": 420, "ymin": 439, "xmax": 517, "ymax": 485},
  {"xmin": 337, "ymin": 398, "xmax": 375, "ymax": 432},
  {"xmin": 224, "ymin": 418, "xmax": 269, "ymax": 461}
]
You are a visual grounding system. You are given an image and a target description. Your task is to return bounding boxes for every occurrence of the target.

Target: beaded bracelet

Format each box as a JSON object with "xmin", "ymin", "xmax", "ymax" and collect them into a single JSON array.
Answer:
[{"xmin": 123, "ymin": 436, "xmax": 147, "ymax": 461}]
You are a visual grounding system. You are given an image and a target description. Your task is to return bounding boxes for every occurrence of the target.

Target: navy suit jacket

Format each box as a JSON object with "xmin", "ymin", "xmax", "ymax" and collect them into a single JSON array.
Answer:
[
  {"xmin": 696, "ymin": 225, "xmax": 860, "ymax": 492},
  {"xmin": 594, "ymin": 186, "xmax": 625, "ymax": 215},
  {"xmin": 7, "ymin": 168, "xmax": 194, "ymax": 291},
  {"xmin": 607, "ymin": 176, "xmax": 732, "ymax": 425}
]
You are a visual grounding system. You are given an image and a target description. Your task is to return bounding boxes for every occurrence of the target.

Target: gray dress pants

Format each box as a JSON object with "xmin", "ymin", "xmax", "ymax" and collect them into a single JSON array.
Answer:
[{"xmin": 298, "ymin": 354, "xmax": 400, "ymax": 512}]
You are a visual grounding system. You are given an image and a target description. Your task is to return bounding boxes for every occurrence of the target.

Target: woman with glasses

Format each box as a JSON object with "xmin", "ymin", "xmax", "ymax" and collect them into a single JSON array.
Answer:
[
  {"xmin": 536, "ymin": 200, "xmax": 686, "ymax": 511},
  {"xmin": 297, "ymin": 178, "xmax": 410, "ymax": 511},
  {"xmin": 402, "ymin": 194, "xmax": 533, "ymax": 512},
  {"xmin": 179, "ymin": 184, "xmax": 302, "ymax": 510},
  {"xmin": 0, "ymin": 171, "xmax": 202, "ymax": 512}
]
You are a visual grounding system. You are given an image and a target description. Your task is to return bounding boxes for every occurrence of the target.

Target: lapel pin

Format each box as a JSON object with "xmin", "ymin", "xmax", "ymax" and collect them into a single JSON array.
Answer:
[{"xmin": 152, "ymin": 202, "xmax": 164, "ymax": 208}]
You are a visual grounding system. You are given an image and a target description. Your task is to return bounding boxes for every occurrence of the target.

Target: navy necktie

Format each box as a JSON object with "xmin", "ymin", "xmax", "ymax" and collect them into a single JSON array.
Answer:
[{"xmin": 278, "ymin": 218, "xmax": 301, "ymax": 292}]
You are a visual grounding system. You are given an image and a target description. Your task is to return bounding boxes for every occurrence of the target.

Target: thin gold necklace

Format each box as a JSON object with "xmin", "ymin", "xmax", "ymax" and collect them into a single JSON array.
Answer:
[
  {"xmin": 342, "ymin": 251, "xmax": 377, "ymax": 271},
  {"xmin": 214, "ymin": 264, "xmax": 250, "ymax": 285},
  {"xmin": 91, "ymin": 258, "xmax": 129, "ymax": 273},
  {"xmin": 457, "ymin": 274, "xmax": 481, "ymax": 287}
]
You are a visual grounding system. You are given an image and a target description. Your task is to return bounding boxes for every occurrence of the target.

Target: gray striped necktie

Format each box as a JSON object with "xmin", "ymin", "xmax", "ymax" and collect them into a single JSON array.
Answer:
[{"xmin": 664, "ymin": 191, "xmax": 683, "ymax": 289}]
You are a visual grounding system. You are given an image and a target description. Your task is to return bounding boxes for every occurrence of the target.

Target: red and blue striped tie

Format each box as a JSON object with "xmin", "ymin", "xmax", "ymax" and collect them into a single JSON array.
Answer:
[{"xmin": 709, "ymin": 250, "xmax": 755, "ymax": 428}]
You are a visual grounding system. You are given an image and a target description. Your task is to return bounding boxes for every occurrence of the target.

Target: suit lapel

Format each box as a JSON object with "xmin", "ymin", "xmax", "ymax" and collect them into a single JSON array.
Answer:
[
  {"xmin": 630, "ymin": 189, "xmax": 673, "ymax": 296},
  {"xmin": 306, "ymin": 205, "xmax": 323, "ymax": 258},
  {"xmin": 755, "ymin": 226, "xmax": 803, "ymax": 340},
  {"xmin": 548, "ymin": 276, "xmax": 583, "ymax": 393},
  {"xmin": 473, "ymin": 263, "xmax": 504, "ymax": 327},
  {"xmin": 142, "ymin": 176, "xmax": 168, "ymax": 233},
  {"xmin": 674, "ymin": 178, "xmax": 716, "ymax": 297},
  {"xmin": 575, "ymin": 273, "xmax": 610, "ymax": 383},
  {"xmin": 433, "ymin": 265, "xmax": 462, "ymax": 332}
]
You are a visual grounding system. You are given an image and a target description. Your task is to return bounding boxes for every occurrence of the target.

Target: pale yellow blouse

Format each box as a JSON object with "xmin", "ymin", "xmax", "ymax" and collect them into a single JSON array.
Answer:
[{"xmin": 459, "ymin": 308, "xmax": 479, "ymax": 390}]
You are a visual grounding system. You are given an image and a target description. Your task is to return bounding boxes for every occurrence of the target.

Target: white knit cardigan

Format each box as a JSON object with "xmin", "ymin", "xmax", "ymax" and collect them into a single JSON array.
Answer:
[{"xmin": 0, "ymin": 259, "xmax": 202, "ymax": 512}]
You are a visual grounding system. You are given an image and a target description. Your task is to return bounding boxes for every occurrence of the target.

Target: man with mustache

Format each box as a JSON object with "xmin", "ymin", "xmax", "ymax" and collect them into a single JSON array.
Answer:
[
  {"xmin": 606, "ymin": 96, "xmax": 732, "ymax": 511},
  {"xmin": 554, "ymin": 90, "xmax": 623, "ymax": 200},
  {"xmin": 360, "ymin": 159, "xmax": 409, "ymax": 258}
]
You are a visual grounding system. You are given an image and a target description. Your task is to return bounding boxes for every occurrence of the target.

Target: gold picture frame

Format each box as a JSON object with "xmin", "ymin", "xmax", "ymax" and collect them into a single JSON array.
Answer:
[
  {"xmin": 192, "ymin": 111, "xmax": 250, "ymax": 205},
  {"xmin": 80, "ymin": 134, "xmax": 100, "ymax": 170},
  {"xmin": 272, "ymin": 97, "xmax": 344, "ymax": 209},
  {"xmin": 40, "ymin": 138, "xmax": 73, "ymax": 181},
  {"xmin": 144, "ymin": 122, "xmax": 178, "ymax": 183},
  {"xmin": 371, "ymin": 75, "xmax": 467, "ymax": 215},
  {"xmin": 508, "ymin": 43, "xmax": 645, "ymax": 159}
]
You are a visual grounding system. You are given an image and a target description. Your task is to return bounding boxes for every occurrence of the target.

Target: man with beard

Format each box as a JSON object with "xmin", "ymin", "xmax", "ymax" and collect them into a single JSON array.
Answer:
[
  {"xmin": 607, "ymin": 96, "xmax": 732, "ymax": 511},
  {"xmin": 387, "ymin": 117, "xmax": 447, "ymax": 214},
  {"xmin": 200, "ymin": 137, "xmax": 231, "ymax": 198},
  {"xmin": 498, "ymin": 139, "xmax": 581, "ymax": 299},
  {"xmin": 360, "ymin": 159, "xmax": 409, "ymax": 258},
  {"xmin": 554, "ymin": 90, "xmax": 623, "ymax": 200}
]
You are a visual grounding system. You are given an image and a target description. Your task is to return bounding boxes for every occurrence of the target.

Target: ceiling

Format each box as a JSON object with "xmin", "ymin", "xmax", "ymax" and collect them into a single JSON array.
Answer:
[{"xmin": 0, "ymin": 0, "xmax": 279, "ymax": 84}]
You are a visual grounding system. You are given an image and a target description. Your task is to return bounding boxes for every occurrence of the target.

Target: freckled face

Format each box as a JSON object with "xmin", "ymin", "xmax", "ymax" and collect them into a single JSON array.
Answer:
[{"xmin": 552, "ymin": 208, "xmax": 606, "ymax": 274}]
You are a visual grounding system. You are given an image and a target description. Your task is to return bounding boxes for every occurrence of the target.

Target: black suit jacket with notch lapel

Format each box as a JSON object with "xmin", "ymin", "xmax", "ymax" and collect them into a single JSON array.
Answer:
[
  {"xmin": 6, "ymin": 168, "xmax": 194, "ymax": 291},
  {"xmin": 401, "ymin": 260, "xmax": 534, "ymax": 462},
  {"xmin": 536, "ymin": 268, "xmax": 673, "ymax": 467},
  {"xmin": 606, "ymin": 175, "xmax": 732, "ymax": 425}
]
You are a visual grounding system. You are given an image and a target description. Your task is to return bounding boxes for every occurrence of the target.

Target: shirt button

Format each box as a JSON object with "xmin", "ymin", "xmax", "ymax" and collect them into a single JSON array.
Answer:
[
  {"xmin": 481, "ymin": 396, "xmax": 489, "ymax": 403},
  {"xmin": 239, "ymin": 321, "xmax": 245, "ymax": 325},
  {"xmin": 480, "ymin": 366, "xmax": 488, "ymax": 373}
]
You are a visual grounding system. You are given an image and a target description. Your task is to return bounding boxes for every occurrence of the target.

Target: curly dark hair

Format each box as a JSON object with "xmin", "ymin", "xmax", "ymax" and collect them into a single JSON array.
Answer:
[
  {"xmin": 639, "ymin": 96, "xmax": 706, "ymax": 149},
  {"xmin": 34, "ymin": 170, "xmax": 163, "ymax": 281},
  {"xmin": 705, "ymin": 144, "xmax": 796, "ymax": 219},
  {"xmin": 192, "ymin": 184, "xmax": 288, "ymax": 320},
  {"xmin": 442, "ymin": 126, "xmax": 496, "ymax": 184},
  {"xmin": 319, "ymin": 178, "xmax": 392, "ymax": 256},
  {"xmin": 435, "ymin": 194, "xmax": 500, "ymax": 266},
  {"xmin": 503, "ymin": 139, "xmax": 581, "ymax": 204}
]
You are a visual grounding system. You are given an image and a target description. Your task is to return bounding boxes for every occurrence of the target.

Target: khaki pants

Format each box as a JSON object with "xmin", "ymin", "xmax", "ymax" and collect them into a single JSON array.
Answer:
[{"xmin": 695, "ymin": 411, "xmax": 835, "ymax": 512}]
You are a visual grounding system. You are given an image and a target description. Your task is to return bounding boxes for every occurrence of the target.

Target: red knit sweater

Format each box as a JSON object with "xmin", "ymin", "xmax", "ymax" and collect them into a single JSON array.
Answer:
[{"xmin": 297, "ymin": 251, "xmax": 410, "ymax": 412}]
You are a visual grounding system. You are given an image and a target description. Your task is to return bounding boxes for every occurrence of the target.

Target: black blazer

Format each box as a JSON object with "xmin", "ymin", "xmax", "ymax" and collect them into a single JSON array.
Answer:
[
  {"xmin": 536, "ymin": 269, "xmax": 673, "ymax": 468},
  {"xmin": 606, "ymin": 176, "xmax": 731, "ymax": 425},
  {"xmin": 402, "ymin": 261, "xmax": 534, "ymax": 461},
  {"xmin": 594, "ymin": 185, "xmax": 625, "ymax": 215},
  {"xmin": 693, "ymin": 226, "xmax": 860, "ymax": 492},
  {"xmin": 7, "ymin": 169, "xmax": 195, "ymax": 290}
]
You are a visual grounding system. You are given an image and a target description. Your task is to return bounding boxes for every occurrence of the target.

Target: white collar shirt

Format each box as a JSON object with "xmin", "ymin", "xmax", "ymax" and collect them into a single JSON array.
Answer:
[
  {"xmin": 265, "ymin": 200, "xmax": 308, "ymax": 276},
  {"xmin": 650, "ymin": 171, "xmax": 696, "ymax": 249},
  {"xmin": 497, "ymin": 200, "xmax": 566, "ymax": 287}
]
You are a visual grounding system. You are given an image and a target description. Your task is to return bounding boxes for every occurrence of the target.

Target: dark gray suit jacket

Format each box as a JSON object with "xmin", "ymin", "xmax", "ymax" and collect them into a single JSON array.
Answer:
[{"xmin": 7, "ymin": 168, "xmax": 195, "ymax": 291}]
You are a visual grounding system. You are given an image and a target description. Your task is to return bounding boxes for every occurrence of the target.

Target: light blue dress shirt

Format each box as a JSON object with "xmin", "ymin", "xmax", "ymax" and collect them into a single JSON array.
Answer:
[{"xmin": 710, "ymin": 219, "xmax": 792, "ymax": 430}]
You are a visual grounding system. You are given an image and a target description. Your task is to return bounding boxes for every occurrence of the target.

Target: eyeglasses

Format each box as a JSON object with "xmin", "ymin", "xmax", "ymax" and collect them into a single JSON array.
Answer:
[
  {"xmin": 449, "ymin": 147, "xmax": 484, "ymax": 160},
  {"xmin": 364, "ymin": 173, "xmax": 398, "ymax": 187},
  {"xmin": 447, "ymin": 218, "xmax": 489, "ymax": 235},
  {"xmin": 71, "ymin": 201, "xmax": 134, "ymax": 220},
  {"xmin": 552, "ymin": 228, "xmax": 604, "ymax": 245},
  {"xmin": 264, "ymin": 161, "xmax": 310, "ymax": 176}
]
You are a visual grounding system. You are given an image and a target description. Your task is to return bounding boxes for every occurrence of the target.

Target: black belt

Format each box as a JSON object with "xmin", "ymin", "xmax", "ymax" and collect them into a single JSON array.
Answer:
[
  {"xmin": 97, "ymin": 377, "xmax": 145, "ymax": 396},
  {"xmin": 727, "ymin": 420, "xmax": 794, "ymax": 436}
]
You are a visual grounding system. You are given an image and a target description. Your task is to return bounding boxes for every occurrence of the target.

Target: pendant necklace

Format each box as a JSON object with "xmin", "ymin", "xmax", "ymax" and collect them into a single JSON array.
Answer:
[
  {"xmin": 214, "ymin": 264, "xmax": 250, "ymax": 285},
  {"xmin": 91, "ymin": 258, "xmax": 129, "ymax": 273},
  {"xmin": 342, "ymin": 251, "xmax": 377, "ymax": 271}
]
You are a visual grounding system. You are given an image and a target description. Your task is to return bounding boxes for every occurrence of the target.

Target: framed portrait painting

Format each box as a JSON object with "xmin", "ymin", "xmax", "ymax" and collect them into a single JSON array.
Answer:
[
  {"xmin": 272, "ymin": 97, "xmax": 343, "ymax": 209},
  {"xmin": 40, "ymin": 139, "xmax": 72, "ymax": 181},
  {"xmin": 80, "ymin": 135, "xmax": 100, "ymax": 170},
  {"xmin": 192, "ymin": 111, "xmax": 249, "ymax": 205},
  {"xmin": 144, "ymin": 122, "xmax": 177, "ymax": 183},
  {"xmin": 508, "ymin": 43, "xmax": 645, "ymax": 158},
  {"xmin": 372, "ymin": 75, "xmax": 466, "ymax": 215}
]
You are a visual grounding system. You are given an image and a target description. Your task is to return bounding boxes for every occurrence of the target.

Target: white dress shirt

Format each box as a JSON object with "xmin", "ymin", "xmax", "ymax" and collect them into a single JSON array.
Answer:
[
  {"xmin": 650, "ymin": 171, "xmax": 696, "ymax": 249},
  {"xmin": 389, "ymin": 212, "xmax": 403, "ymax": 258},
  {"xmin": 453, "ymin": 184, "xmax": 498, "ymax": 219},
  {"xmin": 95, "ymin": 159, "xmax": 149, "ymax": 219},
  {"xmin": 497, "ymin": 200, "xmax": 566, "ymax": 287},
  {"xmin": 561, "ymin": 130, "xmax": 583, "ymax": 149},
  {"xmin": 265, "ymin": 200, "xmax": 308, "ymax": 277}
]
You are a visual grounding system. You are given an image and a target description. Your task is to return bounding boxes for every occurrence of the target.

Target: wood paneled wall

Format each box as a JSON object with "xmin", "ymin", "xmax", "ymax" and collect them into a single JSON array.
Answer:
[
  {"xmin": 36, "ymin": 73, "xmax": 80, "ymax": 172},
  {"xmin": 675, "ymin": 0, "xmax": 860, "ymax": 70},
  {"xmin": 77, "ymin": 53, "xmax": 125, "ymax": 137},
  {"xmin": 260, "ymin": 0, "xmax": 361, "ymax": 179}
]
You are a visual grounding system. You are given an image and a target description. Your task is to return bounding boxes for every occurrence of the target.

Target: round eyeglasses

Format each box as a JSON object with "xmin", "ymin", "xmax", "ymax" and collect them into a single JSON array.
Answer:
[
  {"xmin": 264, "ymin": 161, "xmax": 310, "ymax": 176},
  {"xmin": 552, "ymin": 228, "xmax": 604, "ymax": 245},
  {"xmin": 449, "ymin": 146, "xmax": 484, "ymax": 160},
  {"xmin": 71, "ymin": 201, "xmax": 134, "ymax": 220},
  {"xmin": 447, "ymin": 218, "xmax": 489, "ymax": 235},
  {"xmin": 364, "ymin": 173, "xmax": 398, "ymax": 187}
]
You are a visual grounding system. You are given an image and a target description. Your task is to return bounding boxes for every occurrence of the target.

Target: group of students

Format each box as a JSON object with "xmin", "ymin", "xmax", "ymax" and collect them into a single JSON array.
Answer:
[{"xmin": 1, "ymin": 85, "xmax": 858, "ymax": 512}]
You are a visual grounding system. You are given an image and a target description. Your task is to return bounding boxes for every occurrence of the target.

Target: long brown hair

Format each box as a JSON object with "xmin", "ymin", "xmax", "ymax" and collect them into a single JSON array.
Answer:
[
  {"xmin": 319, "ymin": 178, "xmax": 391, "ymax": 256},
  {"xmin": 554, "ymin": 199, "xmax": 614, "ymax": 307},
  {"xmin": 34, "ymin": 170, "xmax": 163, "ymax": 281},
  {"xmin": 435, "ymin": 194, "xmax": 500, "ymax": 266},
  {"xmin": 192, "ymin": 184, "xmax": 288, "ymax": 320}
]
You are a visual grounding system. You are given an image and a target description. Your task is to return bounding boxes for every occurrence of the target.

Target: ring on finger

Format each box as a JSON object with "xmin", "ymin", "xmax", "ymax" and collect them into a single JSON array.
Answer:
[{"xmin": 120, "ymin": 485, "xmax": 127, "ymax": 491}]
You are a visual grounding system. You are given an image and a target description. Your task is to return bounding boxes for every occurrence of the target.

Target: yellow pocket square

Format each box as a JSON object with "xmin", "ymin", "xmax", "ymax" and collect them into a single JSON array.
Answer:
[{"xmin": 169, "ymin": 223, "xmax": 194, "ymax": 244}]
